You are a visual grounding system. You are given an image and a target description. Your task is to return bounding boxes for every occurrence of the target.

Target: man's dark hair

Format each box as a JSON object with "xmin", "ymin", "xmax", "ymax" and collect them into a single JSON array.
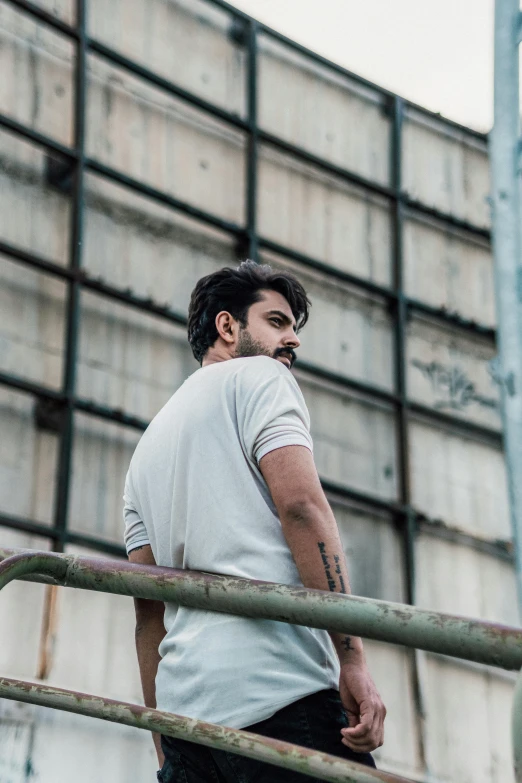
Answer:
[{"xmin": 187, "ymin": 260, "xmax": 311, "ymax": 364}]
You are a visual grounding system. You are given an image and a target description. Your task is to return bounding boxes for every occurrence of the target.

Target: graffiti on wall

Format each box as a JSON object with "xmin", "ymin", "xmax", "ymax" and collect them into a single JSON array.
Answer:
[{"xmin": 411, "ymin": 359, "xmax": 499, "ymax": 412}]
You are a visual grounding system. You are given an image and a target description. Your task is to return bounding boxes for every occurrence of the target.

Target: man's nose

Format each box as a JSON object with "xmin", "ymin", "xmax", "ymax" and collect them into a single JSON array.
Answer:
[{"xmin": 284, "ymin": 331, "xmax": 300, "ymax": 349}]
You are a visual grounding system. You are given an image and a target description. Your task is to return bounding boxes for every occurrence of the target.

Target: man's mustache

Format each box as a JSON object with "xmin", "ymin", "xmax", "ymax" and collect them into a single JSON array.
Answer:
[{"xmin": 273, "ymin": 348, "xmax": 297, "ymax": 367}]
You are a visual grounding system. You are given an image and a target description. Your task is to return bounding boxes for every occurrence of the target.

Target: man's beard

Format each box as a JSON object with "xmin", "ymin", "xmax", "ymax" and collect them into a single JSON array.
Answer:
[{"xmin": 235, "ymin": 328, "xmax": 295, "ymax": 368}]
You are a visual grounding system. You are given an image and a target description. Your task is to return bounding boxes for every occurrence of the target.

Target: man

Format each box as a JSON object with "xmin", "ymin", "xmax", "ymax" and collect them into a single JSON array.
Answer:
[{"xmin": 123, "ymin": 261, "xmax": 386, "ymax": 782}]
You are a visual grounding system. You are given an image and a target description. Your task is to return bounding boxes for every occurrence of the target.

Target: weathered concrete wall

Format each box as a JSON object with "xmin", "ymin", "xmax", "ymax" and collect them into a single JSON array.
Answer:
[
  {"xmin": 0, "ymin": 1, "xmax": 512, "ymax": 782},
  {"xmin": 404, "ymin": 214, "xmax": 495, "ymax": 326},
  {"xmin": 403, "ymin": 108, "xmax": 490, "ymax": 228}
]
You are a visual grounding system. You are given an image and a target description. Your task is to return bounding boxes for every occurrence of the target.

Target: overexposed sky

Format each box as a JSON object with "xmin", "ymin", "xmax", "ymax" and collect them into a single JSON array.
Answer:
[{"xmin": 230, "ymin": 0, "xmax": 494, "ymax": 132}]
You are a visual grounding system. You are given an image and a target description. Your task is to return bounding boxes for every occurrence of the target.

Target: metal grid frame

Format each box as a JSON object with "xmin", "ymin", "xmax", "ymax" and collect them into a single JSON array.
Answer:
[{"xmin": 0, "ymin": 0, "xmax": 507, "ymax": 587}]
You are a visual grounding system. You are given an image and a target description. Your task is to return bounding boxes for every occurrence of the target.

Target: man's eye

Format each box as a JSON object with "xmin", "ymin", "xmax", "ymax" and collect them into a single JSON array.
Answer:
[{"xmin": 270, "ymin": 318, "xmax": 282, "ymax": 326}]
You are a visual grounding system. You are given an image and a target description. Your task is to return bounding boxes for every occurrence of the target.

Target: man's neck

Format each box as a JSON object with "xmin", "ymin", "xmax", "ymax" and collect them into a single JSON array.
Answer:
[{"xmin": 201, "ymin": 347, "xmax": 234, "ymax": 367}]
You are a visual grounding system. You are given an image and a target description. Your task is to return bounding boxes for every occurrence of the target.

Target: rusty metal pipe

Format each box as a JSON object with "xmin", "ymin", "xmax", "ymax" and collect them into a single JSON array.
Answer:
[
  {"xmin": 0, "ymin": 551, "xmax": 68, "ymax": 590},
  {"xmin": 1, "ymin": 549, "xmax": 522, "ymax": 670},
  {"xmin": 0, "ymin": 677, "xmax": 411, "ymax": 783}
]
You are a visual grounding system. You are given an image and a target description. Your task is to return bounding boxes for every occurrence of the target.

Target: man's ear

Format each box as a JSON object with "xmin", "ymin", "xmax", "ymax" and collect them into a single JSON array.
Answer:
[{"xmin": 215, "ymin": 311, "xmax": 237, "ymax": 345}]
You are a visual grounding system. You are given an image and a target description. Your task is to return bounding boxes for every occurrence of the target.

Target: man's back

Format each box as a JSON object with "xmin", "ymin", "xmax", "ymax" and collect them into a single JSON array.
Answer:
[{"xmin": 124, "ymin": 355, "xmax": 339, "ymax": 728}]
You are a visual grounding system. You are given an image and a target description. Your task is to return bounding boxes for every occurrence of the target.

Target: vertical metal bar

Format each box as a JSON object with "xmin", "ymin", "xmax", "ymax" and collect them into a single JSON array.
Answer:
[
  {"xmin": 245, "ymin": 19, "xmax": 258, "ymax": 261},
  {"xmin": 391, "ymin": 95, "xmax": 413, "ymax": 594},
  {"xmin": 391, "ymin": 94, "xmax": 428, "ymax": 773},
  {"xmin": 53, "ymin": 0, "xmax": 87, "ymax": 549},
  {"xmin": 490, "ymin": 0, "xmax": 522, "ymax": 616}
]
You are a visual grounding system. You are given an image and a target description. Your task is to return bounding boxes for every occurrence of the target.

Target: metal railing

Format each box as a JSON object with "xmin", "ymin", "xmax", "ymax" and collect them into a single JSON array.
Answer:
[{"xmin": 1, "ymin": 547, "xmax": 522, "ymax": 782}]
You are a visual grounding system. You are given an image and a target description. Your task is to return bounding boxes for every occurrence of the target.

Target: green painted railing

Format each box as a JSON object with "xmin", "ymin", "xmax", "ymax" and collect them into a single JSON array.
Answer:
[{"xmin": 1, "ymin": 548, "xmax": 521, "ymax": 782}]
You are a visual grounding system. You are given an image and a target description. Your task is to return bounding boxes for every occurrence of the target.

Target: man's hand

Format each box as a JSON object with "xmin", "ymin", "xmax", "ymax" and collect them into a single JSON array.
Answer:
[{"xmin": 338, "ymin": 659, "xmax": 386, "ymax": 753}]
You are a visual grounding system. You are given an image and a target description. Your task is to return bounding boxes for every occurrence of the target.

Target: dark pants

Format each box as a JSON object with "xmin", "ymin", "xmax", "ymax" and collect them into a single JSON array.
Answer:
[{"xmin": 157, "ymin": 689, "xmax": 376, "ymax": 782}]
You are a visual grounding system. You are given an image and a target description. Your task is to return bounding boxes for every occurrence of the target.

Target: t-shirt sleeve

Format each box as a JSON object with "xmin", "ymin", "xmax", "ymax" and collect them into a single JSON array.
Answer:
[
  {"xmin": 123, "ymin": 475, "xmax": 150, "ymax": 555},
  {"xmin": 239, "ymin": 359, "xmax": 313, "ymax": 465}
]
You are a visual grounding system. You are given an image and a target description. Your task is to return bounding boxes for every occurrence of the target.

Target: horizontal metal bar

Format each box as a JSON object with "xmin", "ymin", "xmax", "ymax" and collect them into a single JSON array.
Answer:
[
  {"xmin": 417, "ymin": 518, "xmax": 514, "ymax": 563},
  {"xmin": 408, "ymin": 402, "xmax": 503, "ymax": 447},
  {"xmin": 0, "ymin": 516, "xmax": 125, "ymax": 557},
  {"xmin": 404, "ymin": 197, "xmax": 490, "ymax": 240},
  {"xmin": 0, "ymin": 113, "xmax": 77, "ymax": 159},
  {"xmin": 64, "ymin": 530, "xmax": 126, "ymax": 558},
  {"xmin": 1, "ymin": 0, "xmax": 79, "ymax": 38},
  {"xmin": 0, "ymin": 677, "xmax": 406, "ymax": 783},
  {"xmin": 88, "ymin": 39, "xmax": 250, "ymax": 132},
  {"xmin": 258, "ymin": 131, "xmax": 394, "ymax": 200},
  {"xmin": 407, "ymin": 298, "xmax": 496, "ymax": 340},
  {"xmin": 319, "ymin": 480, "xmax": 401, "ymax": 516},
  {"xmin": 258, "ymin": 238, "xmax": 397, "ymax": 300},
  {"xmin": 0, "ymin": 513, "xmax": 60, "ymax": 541},
  {"xmin": 85, "ymin": 158, "xmax": 244, "ymax": 236},
  {"xmin": 79, "ymin": 275, "xmax": 188, "ymax": 327},
  {"xmin": 0, "ymin": 369, "xmax": 63, "ymax": 401},
  {"xmin": 0, "ymin": 373, "xmax": 149, "ymax": 431},
  {"xmin": 1, "ymin": 550, "xmax": 522, "ymax": 669},
  {"xmin": 74, "ymin": 397, "xmax": 149, "ymax": 430},
  {"xmin": 295, "ymin": 361, "xmax": 399, "ymax": 406},
  {"xmin": 0, "ymin": 239, "xmax": 75, "ymax": 281},
  {"xmin": 0, "ymin": 240, "xmax": 188, "ymax": 327}
]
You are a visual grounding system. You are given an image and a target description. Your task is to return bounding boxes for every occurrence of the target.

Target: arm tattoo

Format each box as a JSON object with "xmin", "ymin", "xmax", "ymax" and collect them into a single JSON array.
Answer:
[
  {"xmin": 333, "ymin": 554, "xmax": 347, "ymax": 593},
  {"xmin": 317, "ymin": 542, "xmax": 347, "ymax": 594},
  {"xmin": 129, "ymin": 544, "xmax": 148, "ymax": 555},
  {"xmin": 318, "ymin": 542, "xmax": 337, "ymax": 592},
  {"xmin": 318, "ymin": 543, "xmax": 353, "ymax": 652},
  {"xmin": 341, "ymin": 636, "xmax": 354, "ymax": 651}
]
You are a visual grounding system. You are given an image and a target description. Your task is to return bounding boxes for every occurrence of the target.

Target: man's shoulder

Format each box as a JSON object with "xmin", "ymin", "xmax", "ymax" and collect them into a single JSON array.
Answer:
[
  {"xmin": 235, "ymin": 355, "xmax": 286, "ymax": 372},
  {"xmin": 232, "ymin": 356, "xmax": 289, "ymax": 386}
]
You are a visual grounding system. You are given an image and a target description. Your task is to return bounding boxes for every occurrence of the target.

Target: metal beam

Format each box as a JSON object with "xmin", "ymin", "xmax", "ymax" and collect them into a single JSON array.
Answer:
[
  {"xmin": 490, "ymin": 0, "xmax": 522, "ymax": 613},
  {"xmin": 0, "ymin": 677, "xmax": 409, "ymax": 783},
  {"xmin": 1, "ymin": 550, "xmax": 522, "ymax": 669},
  {"xmin": 52, "ymin": 0, "xmax": 87, "ymax": 550},
  {"xmin": 245, "ymin": 18, "xmax": 259, "ymax": 260}
]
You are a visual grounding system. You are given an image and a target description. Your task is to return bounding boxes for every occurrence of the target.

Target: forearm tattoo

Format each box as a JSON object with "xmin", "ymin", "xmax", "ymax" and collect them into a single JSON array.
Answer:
[
  {"xmin": 318, "ymin": 542, "xmax": 353, "ymax": 653},
  {"xmin": 341, "ymin": 636, "xmax": 354, "ymax": 651},
  {"xmin": 317, "ymin": 542, "xmax": 346, "ymax": 593}
]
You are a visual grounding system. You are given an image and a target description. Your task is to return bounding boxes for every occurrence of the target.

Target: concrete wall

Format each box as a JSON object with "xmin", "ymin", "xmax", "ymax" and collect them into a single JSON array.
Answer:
[{"xmin": 0, "ymin": 2, "xmax": 515, "ymax": 783}]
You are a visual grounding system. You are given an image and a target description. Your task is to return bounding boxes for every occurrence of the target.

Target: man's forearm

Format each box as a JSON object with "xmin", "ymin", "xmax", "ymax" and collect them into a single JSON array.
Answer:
[
  {"xmin": 279, "ymin": 498, "xmax": 364, "ymax": 665},
  {"xmin": 135, "ymin": 611, "xmax": 167, "ymax": 765}
]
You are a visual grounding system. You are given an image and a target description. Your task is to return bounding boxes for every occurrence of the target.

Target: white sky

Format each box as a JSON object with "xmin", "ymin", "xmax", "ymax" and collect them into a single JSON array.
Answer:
[{"xmin": 230, "ymin": 0, "xmax": 494, "ymax": 133}]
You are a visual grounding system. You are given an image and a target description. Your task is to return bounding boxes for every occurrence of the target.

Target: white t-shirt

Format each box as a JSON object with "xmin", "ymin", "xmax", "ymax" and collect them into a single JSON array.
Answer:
[{"xmin": 123, "ymin": 355, "xmax": 339, "ymax": 728}]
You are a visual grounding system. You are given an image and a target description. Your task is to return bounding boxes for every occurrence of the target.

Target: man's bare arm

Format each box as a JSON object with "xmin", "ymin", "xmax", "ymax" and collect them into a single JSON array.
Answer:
[
  {"xmin": 259, "ymin": 445, "xmax": 386, "ymax": 752},
  {"xmin": 128, "ymin": 544, "xmax": 166, "ymax": 767}
]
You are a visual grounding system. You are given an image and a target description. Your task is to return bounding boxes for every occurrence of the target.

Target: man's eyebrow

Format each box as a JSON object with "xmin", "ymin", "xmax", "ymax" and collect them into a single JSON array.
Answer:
[{"xmin": 266, "ymin": 309, "xmax": 297, "ymax": 330}]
